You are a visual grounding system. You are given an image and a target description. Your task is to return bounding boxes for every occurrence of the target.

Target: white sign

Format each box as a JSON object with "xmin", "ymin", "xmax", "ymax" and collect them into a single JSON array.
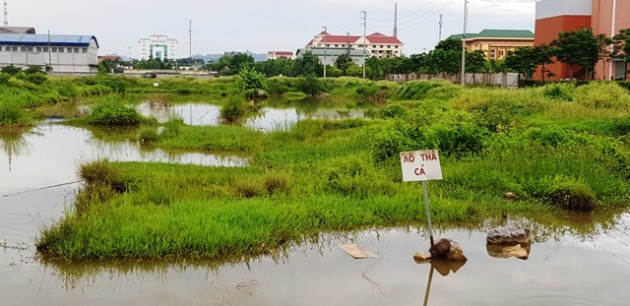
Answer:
[{"xmin": 400, "ymin": 150, "xmax": 443, "ymax": 182}]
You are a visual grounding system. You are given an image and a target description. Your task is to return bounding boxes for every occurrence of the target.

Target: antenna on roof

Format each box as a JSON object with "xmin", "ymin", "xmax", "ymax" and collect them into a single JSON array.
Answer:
[
  {"xmin": 393, "ymin": 3, "xmax": 398, "ymax": 38},
  {"xmin": 4, "ymin": 0, "xmax": 8, "ymax": 26}
]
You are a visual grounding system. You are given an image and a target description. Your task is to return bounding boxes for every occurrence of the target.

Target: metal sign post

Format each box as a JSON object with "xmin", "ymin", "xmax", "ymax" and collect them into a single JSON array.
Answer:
[
  {"xmin": 422, "ymin": 181, "xmax": 435, "ymax": 250},
  {"xmin": 400, "ymin": 150, "xmax": 443, "ymax": 253}
]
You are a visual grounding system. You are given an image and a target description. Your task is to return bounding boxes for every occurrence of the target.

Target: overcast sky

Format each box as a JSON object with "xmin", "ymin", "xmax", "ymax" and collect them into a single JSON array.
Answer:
[{"xmin": 10, "ymin": 0, "xmax": 536, "ymax": 58}]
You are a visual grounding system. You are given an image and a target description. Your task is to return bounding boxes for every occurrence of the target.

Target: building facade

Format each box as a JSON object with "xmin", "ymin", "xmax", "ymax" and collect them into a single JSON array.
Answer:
[
  {"xmin": 267, "ymin": 51, "xmax": 294, "ymax": 60},
  {"xmin": 0, "ymin": 34, "xmax": 99, "ymax": 73},
  {"xmin": 139, "ymin": 35, "xmax": 178, "ymax": 60},
  {"xmin": 534, "ymin": 0, "xmax": 630, "ymax": 80},
  {"xmin": 448, "ymin": 29, "xmax": 535, "ymax": 60},
  {"xmin": 295, "ymin": 48, "xmax": 369, "ymax": 66},
  {"xmin": 305, "ymin": 31, "xmax": 403, "ymax": 60}
]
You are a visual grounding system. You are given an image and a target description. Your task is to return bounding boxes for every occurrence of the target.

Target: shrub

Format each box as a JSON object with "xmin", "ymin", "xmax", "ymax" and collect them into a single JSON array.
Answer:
[
  {"xmin": 138, "ymin": 128, "xmax": 159, "ymax": 142},
  {"xmin": 79, "ymin": 160, "xmax": 119, "ymax": 185},
  {"xmin": 297, "ymin": 75, "xmax": 324, "ymax": 97},
  {"xmin": 356, "ymin": 83, "xmax": 386, "ymax": 105},
  {"xmin": 234, "ymin": 180, "xmax": 264, "ymax": 198},
  {"xmin": 377, "ymin": 105, "xmax": 407, "ymax": 119},
  {"xmin": 526, "ymin": 126, "xmax": 585, "ymax": 147},
  {"xmin": 88, "ymin": 103, "xmax": 143, "ymax": 126},
  {"xmin": 0, "ymin": 99, "xmax": 24, "ymax": 125},
  {"xmin": 263, "ymin": 173, "xmax": 290, "ymax": 195},
  {"xmin": 397, "ymin": 81, "xmax": 440, "ymax": 100},
  {"xmin": 1, "ymin": 65, "xmax": 21, "ymax": 75},
  {"xmin": 543, "ymin": 176, "xmax": 596, "ymax": 211},
  {"xmin": 220, "ymin": 95, "xmax": 249, "ymax": 124},
  {"xmin": 575, "ymin": 82, "xmax": 630, "ymax": 108},
  {"xmin": 543, "ymin": 83, "xmax": 574, "ymax": 101}
]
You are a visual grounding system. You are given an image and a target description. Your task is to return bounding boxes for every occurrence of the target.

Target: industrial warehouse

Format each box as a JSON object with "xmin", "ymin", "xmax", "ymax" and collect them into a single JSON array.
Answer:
[{"xmin": 0, "ymin": 27, "xmax": 99, "ymax": 74}]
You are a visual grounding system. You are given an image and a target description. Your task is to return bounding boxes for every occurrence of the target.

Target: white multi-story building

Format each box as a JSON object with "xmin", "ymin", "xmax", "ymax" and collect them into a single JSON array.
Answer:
[
  {"xmin": 139, "ymin": 35, "xmax": 178, "ymax": 60},
  {"xmin": 306, "ymin": 31, "xmax": 404, "ymax": 59},
  {"xmin": 0, "ymin": 33, "xmax": 99, "ymax": 73}
]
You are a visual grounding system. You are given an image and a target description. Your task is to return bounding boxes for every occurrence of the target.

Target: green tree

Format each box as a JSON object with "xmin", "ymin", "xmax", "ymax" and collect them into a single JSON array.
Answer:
[
  {"xmin": 466, "ymin": 50, "xmax": 487, "ymax": 74},
  {"xmin": 435, "ymin": 38, "xmax": 462, "ymax": 52},
  {"xmin": 294, "ymin": 51, "xmax": 323, "ymax": 76},
  {"xmin": 613, "ymin": 28, "xmax": 630, "ymax": 80},
  {"xmin": 551, "ymin": 27, "xmax": 610, "ymax": 80},
  {"xmin": 335, "ymin": 53, "xmax": 353, "ymax": 74},
  {"xmin": 346, "ymin": 64, "xmax": 363, "ymax": 77},
  {"xmin": 236, "ymin": 66, "xmax": 266, "ymax": 101},
  {"xmin": 366, "ymin": 57, "xmax": 383, "ymax": 80}
]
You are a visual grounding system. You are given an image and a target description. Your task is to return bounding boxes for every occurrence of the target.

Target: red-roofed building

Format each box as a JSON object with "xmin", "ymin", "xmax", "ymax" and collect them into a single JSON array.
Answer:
[
  {"xmin": 267, "ymin": 51, "xmax": 295, "ymax": 60},
  {"xmin": 306, "ymin": 31, "xmax": 403, "ymax": 59}
]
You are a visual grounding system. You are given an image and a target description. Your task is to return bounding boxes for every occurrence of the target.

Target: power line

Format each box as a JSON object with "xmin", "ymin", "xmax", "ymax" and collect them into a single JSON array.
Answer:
[
  {"xmin": 397, "ymin": 1, "xmax": 453, "ymax": 31},
  {"xmin": 395, "ymin": 0, "xmax": 450, "ymax": 28}
]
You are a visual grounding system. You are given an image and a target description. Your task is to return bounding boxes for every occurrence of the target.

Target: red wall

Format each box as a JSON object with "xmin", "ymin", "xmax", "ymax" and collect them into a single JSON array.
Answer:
[{"xmin": 534, "ymin": 15, "xmax": 592, "ymax": 80}]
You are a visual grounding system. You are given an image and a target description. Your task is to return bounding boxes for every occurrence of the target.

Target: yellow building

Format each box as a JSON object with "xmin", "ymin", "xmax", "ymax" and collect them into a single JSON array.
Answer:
[{"xmin": 447, "ymin": 29, "xmax": 534, "ymax": 60}]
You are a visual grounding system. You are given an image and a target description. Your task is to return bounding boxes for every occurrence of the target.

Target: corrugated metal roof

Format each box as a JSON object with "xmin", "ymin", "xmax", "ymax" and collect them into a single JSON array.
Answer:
[
  {"xmin": 0, "ymin": 34, "xmax": 99, "ymax": 48},
  {"xmin": 448, "ymin": 29, "xmax": 534, "ymax": 40}
]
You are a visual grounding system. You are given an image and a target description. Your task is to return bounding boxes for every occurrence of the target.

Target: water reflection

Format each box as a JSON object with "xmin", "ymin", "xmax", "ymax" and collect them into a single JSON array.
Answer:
[
  {"xmin": 27, "ymin": 214, "xmax": 630, "ymax": 305},
  {"xmin": 137, "ymin": 101, "xmax": 368, "ymax": 132},
  {"xmin": 0, "ymin": 126, "xmax": 35, "ymax": 172}
]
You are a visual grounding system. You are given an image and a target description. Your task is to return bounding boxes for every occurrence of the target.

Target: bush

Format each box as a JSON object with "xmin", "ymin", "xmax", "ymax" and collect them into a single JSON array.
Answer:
[
  {"xmin": 543, "ymin": 176, "xmax": 596, "ymax": 211},
  {"xmin": 543, "ymin": 83, "xmax": 574, "ymax": 101},
  {"xmin": 0, "ymin": 99, "xmax": 24, "ymax": 125},
  {"xmin": 297, "ymin": 75, "xmax": 324, "ymax": 97},
  {"xmin": 263, "ymin": 173, "xmax": 290, "ymax": 195},
  {"xmin": 377, "ymin": 105, "xmax": 407, "ymax": 119},
  {"xmin": 526, "ymin": 126, "xmax": 585, "ymax": 147},
  {"xmin": 88, "ymin": 103, "xmax": 143, "ymax": 126},
  {"xmin": 1, "ymin": 65, "xmax": 21, "ymax": 75},
  {"xmin": 397, "ymin": 81, "xmax": 440, "ymax": 100},
  {"xmin": 220, "ymin": 95, "xmax": 249, "ymax": 124},
  {"xmin": 356, "ymin": 83, "xmax": 386, "ymax": 105},
  {"xmin": 575, "ymin": 82, "xmax": 630, "ymax": 108},
  {"xmin": 138, "ymin": 128, "xmax": 159, "ymax": 142}
]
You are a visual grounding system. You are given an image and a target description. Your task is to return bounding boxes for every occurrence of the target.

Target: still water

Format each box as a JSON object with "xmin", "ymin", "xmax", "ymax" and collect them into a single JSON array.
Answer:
[
  {"xmin": 137, "ymin": 101, "xmax": 367, "ymax": 132},
  {"xmin": 1, "ymin": 120, "xmax": 629, "ymax": 305}
]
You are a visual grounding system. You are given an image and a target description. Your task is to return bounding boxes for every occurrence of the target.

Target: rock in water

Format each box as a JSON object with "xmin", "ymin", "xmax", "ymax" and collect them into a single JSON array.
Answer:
[
  {"xmin": 487, "ymin": 227, "xmax": 531, "ymax": 245},
  {"xmin": 486, "ymin": 244, "xmax": 531, "ymax": 260},
  {"xmin": 430, "ymin": 238, "xmax": 467, "ymax": 262},
  {"xmin": 413, "ymin": 252, "xmax": 432, "ymax": 263}
]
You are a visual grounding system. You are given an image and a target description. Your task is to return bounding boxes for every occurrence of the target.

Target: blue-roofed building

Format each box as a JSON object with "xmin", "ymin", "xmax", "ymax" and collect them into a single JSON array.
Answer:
[{"xmin": 0, "ymin": 32, "xmax": 99, "ymax": 74}]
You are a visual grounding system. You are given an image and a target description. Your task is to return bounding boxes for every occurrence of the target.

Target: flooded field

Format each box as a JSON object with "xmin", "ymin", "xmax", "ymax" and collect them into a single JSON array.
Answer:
[
  {"xmin": 1, "ymin": 118, "xmax": 630, "ymax": 305},
  {"xmin": 137, "ymin": 101, "xmax": 367, "ymax": 131}
]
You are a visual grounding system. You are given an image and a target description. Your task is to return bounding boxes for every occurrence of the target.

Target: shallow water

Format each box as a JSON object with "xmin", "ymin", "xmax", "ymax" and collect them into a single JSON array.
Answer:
[
  {"xmin": 137, "ymin": 101, "xmax": 366, "ymax": 131},
  {"xmin": 1, "ymin": 122, "xmax": 630, "ymax": 305}
]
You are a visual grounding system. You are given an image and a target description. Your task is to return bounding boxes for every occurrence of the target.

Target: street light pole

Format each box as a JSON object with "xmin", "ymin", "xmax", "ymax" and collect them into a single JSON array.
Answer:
[{"xmin": 362, "ymin": 10, "xmax": 367, "ymax": 79}]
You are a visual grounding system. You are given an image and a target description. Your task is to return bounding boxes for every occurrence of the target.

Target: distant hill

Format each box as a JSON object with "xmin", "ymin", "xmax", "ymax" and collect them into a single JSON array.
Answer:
[{"xmin": 193, "ymin": 51, "xmax": 267, "ymax": 63}]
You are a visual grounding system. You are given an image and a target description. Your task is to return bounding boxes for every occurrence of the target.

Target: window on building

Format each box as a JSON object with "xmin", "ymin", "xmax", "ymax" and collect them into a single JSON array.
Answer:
[
  {"xmin": 489, "ymin": 49, "xmax": 495, "ymax": 59},
  {"xmin": 43, "ymin": 47, "xmax": 49, "ymax": 52},
  {"xmin": 74, "ymin": 47, "xmax": 80, "ymax": 53},
  {"xmin": 334, "ymin": 44, "xmax": 338, "ymax": 47},
  {"xmin": 11, "ymin": 46, "xmax": 17, "ymax": 51},
  {"xmin": 82, "ymin": 48, "xmax": 87, "ymax": 53},
  {"xmin": 67, "ymin": 47, "xmax": 73, "ymax": 53},
  {"xmin": 36, "ymin": 47, "xmax": 41, "ymax": 52},
  {"xmin": 380, "ymin": 45, "xmax": 383, "ymax": 48},
  {"xmin": 395, "ymin": 45, "xmax": 398, "ymax": 49},
  {"xmin": 19, "ymin": 46, "xmax": 24, "ymax": 51},
  {"xmin": 373, "ymin": 45, "xmax": 376, "ymax": 48},
  {"xmin": 59, "ymin": 47, "xmax": 64, "ymax": 53},
  {"xmin": 27, "ymin": 46, "xmax": 33, "ymax": 52},
  {"xmin": 499, "ymin": 50, "xmax": 504, "ymax": 57},
  {"xmin": 387, "ymin": 45, "xmax": 391, "ymax": 48}
]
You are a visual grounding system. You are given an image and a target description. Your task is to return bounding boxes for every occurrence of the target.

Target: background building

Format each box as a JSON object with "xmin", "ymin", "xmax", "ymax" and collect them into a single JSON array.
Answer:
[
  {"xmin": 305, "ymin": 31, "xmax": 403, "ymax": 62},
  {"xmin": 267, "ymin": 51, "xmax": 294, "ymax": 60},
  {"xmin": 448, "ymin": 29, "xmax": 534, "ymax": 60},
  {"xmin": 139, "ymin": 35, "xmax": 178, "ymax": 60},
  {"xmin": 295, "ymin": 48, "xmax": 369, "ymax": 66},
  {"xmin": 0, "ymin": 33, "xmax": 99, "ymax": 73},
  {"xmin": 534, "ymin": 0, "xmax": 630, "ymax": 80}
]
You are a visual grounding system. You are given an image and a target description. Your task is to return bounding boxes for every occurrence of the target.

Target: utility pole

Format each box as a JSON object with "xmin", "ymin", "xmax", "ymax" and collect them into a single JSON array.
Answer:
[
  {"xmin": 393, "ymin": 3, "xmax": 398, "ymax": 38},
  {"xmin": 3, "ymin": 0, "xmax": 8, "ymax": 26},
  {"xmin": 439, "ymin": 14, "xmax": 443, "ymax": 41},
  {"xmin": 361, "ymin": 10, "xmax": 367, "ymax": 79},
  {"xmin": 461, "ymin": 0, "xmax": 468, "ymax": 86},
  {"xmin": 323, "ymin": 26, "xmax": 327, "ymax": 78},
  {"xmin": 189, "ymin": 19, "xmax": 192, "ymax": 59}
]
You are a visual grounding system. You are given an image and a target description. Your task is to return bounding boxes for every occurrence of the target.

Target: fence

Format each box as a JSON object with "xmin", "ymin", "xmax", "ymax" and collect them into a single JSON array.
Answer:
[{"xmin": 385, "ymin": 73, "xmax": 520, "ymax": 88}]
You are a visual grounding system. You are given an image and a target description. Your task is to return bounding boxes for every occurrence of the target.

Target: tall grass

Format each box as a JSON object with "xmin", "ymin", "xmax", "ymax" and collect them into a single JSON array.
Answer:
[{"xmin": 37, "ymin": 79, "xmax": 630, "ymax": 261}]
